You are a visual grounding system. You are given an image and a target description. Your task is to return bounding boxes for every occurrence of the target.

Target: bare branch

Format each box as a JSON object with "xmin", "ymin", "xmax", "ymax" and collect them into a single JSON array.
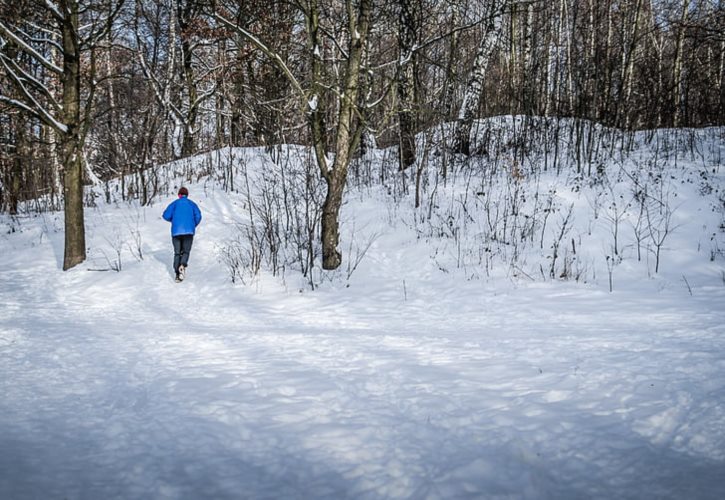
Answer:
[
  {"xmin": 0, "ymin": 55, "xmax": 64, "ymax": 114},
  {"xmin": 0, "ymin": 93, "xmax": 67, "ymax": 134},
  {"xmin": 44, "ymin": 0, "xmax": 64, "ymax": 22},
  {"xmin": 0, "ymin": 21, "xmax": 64, "ymax": 74},
  {"xmin": 213, "ymin": 12, "xmax": 305, "ymax": 100}
]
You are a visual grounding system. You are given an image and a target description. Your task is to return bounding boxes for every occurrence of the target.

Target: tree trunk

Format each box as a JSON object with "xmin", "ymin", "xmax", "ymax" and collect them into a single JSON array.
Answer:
[
  {"xmin": 316, "ymin": 0, "xmax": 372, "ymax": 270},
  {"xmin": 440, "ymin": 4, "xmax": 460, "ymax": 120},
  {"xmin": 181, "ymin": 36, "xmax": 198, "ymax": 157},
  {"xmin": 717, "ymin": 40, "xmax": 725, "ymax": 123},
  {"xmin": 61, "ymin": 135, "xmax": 86, "ymax": 270},
  {"xmin": 320, "ymin": 175, "xmax": 343, "ymax": 270},
  {"xmin": 215, "ymin": 39, "xmax": 226, "ymax": 148},
  {"xmin": 178, "ymin": 0, "xmax": 199, "ymax": 157},
  {"xmin": 454, "ymin": 1, "xmax": 504, "ymax": 155},
  {"xmin": 623, "ymin": 0, "xmax": 644, "ymax": 129},
  {"xmin": 564, "ymin": 0, "xmax": 576, "ymax": 115},
  {"xmin": 397, "ymin": 0, "xmax": 418, "ymax": 171},
  {"xmin": 61, "ymin": 0, "xmax": 86, "ymax": 270},
  {"xmin": 214, "ymin": 0, "xmax": 369, "ymax": 270},
  {"xmin": 602, "ymin": 1, "xmax": 614, "ymax": 122},
  {"xmin": 231, "ymin": 51, "xmax": 245, "ymax": 146},
  {"xmin": 2, "ymin": 41, "xmax": 23, "ymax": 215},
  {"xmin": 306, "ymin": 0, "xmax": 328, "ymax": 179},
  {"xmin": 8, "ymin": 115, "xmax": 25, "ymax": 215},
  {"xmin": 672, "ymin": 0, "xmax": 691, "ymax": 127},
  {"xmin": 521, "ymin": 1, "xmax": 535, "ymax": 114}
]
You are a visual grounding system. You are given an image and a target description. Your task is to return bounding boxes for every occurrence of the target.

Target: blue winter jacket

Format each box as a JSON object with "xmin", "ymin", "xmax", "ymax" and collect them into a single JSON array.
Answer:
[{"xmin": 163, "ymin": 196, "xmax": 202, "ymax": 236}]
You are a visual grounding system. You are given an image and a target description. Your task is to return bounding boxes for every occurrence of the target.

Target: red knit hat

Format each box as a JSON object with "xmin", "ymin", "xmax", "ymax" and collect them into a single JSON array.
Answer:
[{"xmin": 178, "ymin": 187, "xmax": 189, "ymax": 196}]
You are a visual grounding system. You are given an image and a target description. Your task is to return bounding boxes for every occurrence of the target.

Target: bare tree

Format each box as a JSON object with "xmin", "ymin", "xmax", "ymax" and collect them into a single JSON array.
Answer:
[
  {"xmin": 0, "ymin": 0, "xmax": 124, "ymax": 269},
  {"xmin": 215, "ymin": 0, "xmax": 373, "ymax": 270}
]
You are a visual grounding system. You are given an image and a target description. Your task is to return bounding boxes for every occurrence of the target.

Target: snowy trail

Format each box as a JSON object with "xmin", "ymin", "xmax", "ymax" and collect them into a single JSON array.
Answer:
[{"xmin": 2, "ymin": 247, "xmax": 725, "ymax": 499}]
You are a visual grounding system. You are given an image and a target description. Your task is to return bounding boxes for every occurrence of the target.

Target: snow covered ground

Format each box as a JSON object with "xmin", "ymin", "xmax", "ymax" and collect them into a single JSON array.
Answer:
[{"xmin": 1, "ymin": 122, "xmax": 725, "ymax": 499}]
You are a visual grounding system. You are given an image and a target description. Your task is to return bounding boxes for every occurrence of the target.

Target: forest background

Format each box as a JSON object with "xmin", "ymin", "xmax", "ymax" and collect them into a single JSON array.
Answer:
[{"xmin": 1, "ymin": 0, "xmax": 723, "ymax": 272}]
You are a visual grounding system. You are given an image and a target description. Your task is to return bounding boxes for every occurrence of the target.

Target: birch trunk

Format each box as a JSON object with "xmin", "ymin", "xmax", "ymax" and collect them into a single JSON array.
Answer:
[
  {"xmin": 397, "ymin": 0, "xmax": 418, "ymax": 171},
  {"xmin": 522, "ymin": 2, "xmax": 534, "ymax": 113},
  {"xmin": 454, "ymin": 1, "xmax": 504, "ymax": 155}
]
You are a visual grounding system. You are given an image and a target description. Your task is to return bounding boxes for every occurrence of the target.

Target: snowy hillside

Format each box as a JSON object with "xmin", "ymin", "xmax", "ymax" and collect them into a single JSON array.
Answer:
[{"xmin": 1, "ymin": 119, "xmax": 724, "ymax": 499}]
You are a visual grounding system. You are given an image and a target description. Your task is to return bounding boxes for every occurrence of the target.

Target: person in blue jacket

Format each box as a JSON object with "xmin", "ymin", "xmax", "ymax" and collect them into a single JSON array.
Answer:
[{"xmin": 163, "ymin": 186, "xmax": 202, "ymax": 282}]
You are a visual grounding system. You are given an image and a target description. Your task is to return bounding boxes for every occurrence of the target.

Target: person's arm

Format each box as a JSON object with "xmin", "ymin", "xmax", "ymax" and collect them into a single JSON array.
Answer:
[
  {"xmin": 162, "ymin": 202, "xmax": 175, "ymax": 221},
  {"xmin": 194, "ymin": 203, "xmax": 202, "ymax": 226}
]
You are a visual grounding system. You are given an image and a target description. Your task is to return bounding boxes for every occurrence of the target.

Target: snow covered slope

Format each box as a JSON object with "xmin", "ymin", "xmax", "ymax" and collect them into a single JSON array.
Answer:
[{"xmin": 1, "ymin": 121, "xmax": 724, "ymax": 499}]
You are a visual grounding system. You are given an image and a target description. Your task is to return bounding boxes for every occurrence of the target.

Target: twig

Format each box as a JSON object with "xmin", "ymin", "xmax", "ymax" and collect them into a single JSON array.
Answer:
[{"xmin": 682, "ymin": 275, "xmax": 693, "ymax": 296}]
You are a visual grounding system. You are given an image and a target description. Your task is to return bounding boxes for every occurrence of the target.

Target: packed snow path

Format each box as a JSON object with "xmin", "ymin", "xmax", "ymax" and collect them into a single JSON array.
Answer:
[{"xmin": 1, "ymin": 210, "xmax": 724, "ymax": 499}]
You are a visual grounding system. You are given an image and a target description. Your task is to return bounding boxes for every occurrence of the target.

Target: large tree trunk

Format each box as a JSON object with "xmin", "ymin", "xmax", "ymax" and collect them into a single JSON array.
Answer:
[
  {"xmin": 61, "ymin": 135, "xmax": 86, "ymax": 270},
  {"xmin": 60, "ymin": 0, "xmax": 86, "ymax": 270},
  {"xmin": 320, "ymin": 175, "xmax": 344, "ymax": 270}
]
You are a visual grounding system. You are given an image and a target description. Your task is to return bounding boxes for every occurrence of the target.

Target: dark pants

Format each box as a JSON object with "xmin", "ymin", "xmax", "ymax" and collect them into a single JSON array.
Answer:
[{"xmin": 172, "ymin": 234, "xmax": 194, "ymax": 275}]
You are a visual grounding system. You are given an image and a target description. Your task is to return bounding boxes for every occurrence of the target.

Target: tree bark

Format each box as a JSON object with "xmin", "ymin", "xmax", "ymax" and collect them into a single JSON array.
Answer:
[
  {"xmin": 317, "ymin": 0, "xmax": 373, "ymax": 270},
  {"xmin": 440, "ymin": 3, "xmax": 460, "ymax": 120},
  {"xmin": 397, "ymin": 0, "xmax": 418, "ymax": 171},
  {"xmin": 672, "ymin": 0, "xmax": 691, "ymax": 127},
  {"xmin": 320, "ymin": 175, "xmax": 344, "ymax": 269},
  {"xmin": 178, "ymin": 0, "xmax": 199, "ymax": 156},
  {"xmin": 623, "ymin": 0, "xmax": 644, "ymax": 129},
  {"xmin": 60, "ymin": 0, "xmax": 86, "ymax": 270},
  {"xmin": 454, "ymin": 0, "xmax": 504, "ymax": 155},
  {"xmin": 7, "ymin": 114, "xmax": 25, "ymax": 215},
  {"xmin": 3, "ymin": 41, "xmax": 24, "ymax": 215}
]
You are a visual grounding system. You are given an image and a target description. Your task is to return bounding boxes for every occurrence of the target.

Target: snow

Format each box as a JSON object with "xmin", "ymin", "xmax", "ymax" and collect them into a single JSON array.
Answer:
[{"xmin": 1, "ymin": 120, "xmax": 725, "ymax": 499}]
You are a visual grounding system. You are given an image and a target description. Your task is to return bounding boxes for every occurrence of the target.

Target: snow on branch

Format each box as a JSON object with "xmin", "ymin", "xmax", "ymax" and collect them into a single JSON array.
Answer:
[
  {"xmin": 0, "ymin": 95, "xmax": 67, "ymax": 134},
  {"xmin": 0, "ymin": 53, "xmax": 67, "ymax": 133},
  {"xmin": 43, "ymin": 0, "xmax": 64, "ymax": 21},
  {"xmin": 134, "ymin": 38, "xmax": 187, "ymax": 126},
  {"xmin": 0, "ymin": 21, "xmax": 63, "ymax": 75},
  {"xmin": 1, "ymin": 56, "xmax": 63, "ymax": 114}
]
